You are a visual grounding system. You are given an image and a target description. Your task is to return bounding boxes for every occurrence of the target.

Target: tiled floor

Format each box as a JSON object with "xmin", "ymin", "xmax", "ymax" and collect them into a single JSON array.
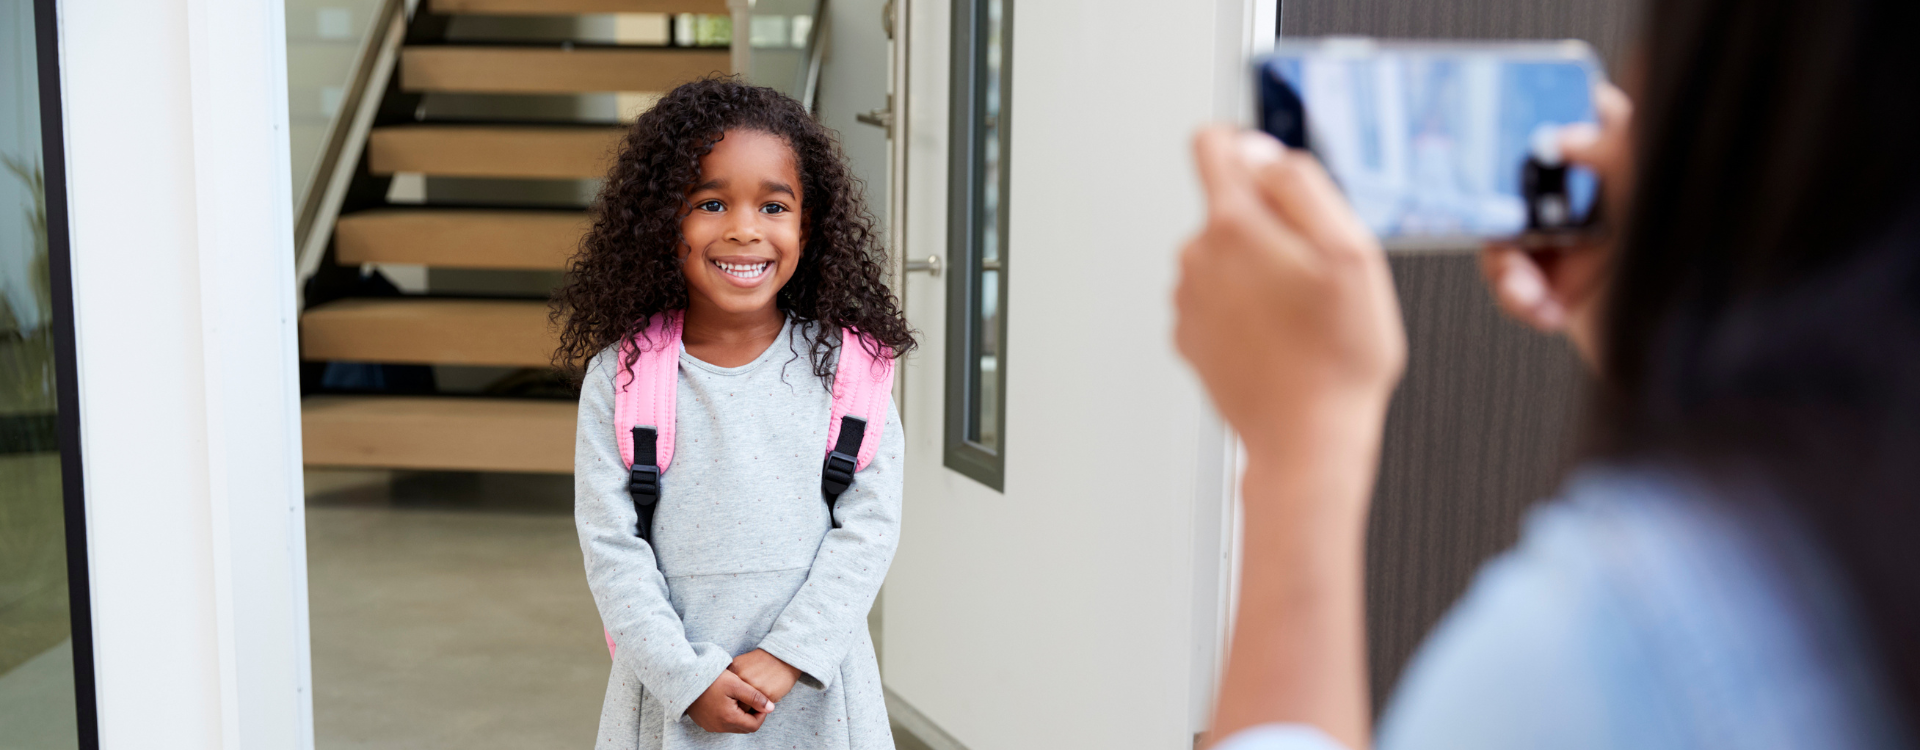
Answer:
[
  {"xmin": 306, "ymin": 469, "xmax": 935, "ymax": 749},
  {"xmin": 0, "ymin": 639, "xmax": 78, "ymax": 750}
]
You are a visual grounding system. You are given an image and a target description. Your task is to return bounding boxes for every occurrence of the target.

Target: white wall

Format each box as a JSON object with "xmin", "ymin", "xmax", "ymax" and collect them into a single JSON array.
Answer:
[
  {"xmin": 813, "ymin": 0, "xmax": 892, "ymax": 234},
  {"xmin": 884, "ymin": 1, "xmax": 1268, "ymax": 748},
  {"xmin": 59, "ymin": 0, "xmax": 310, "ymax": 746}
]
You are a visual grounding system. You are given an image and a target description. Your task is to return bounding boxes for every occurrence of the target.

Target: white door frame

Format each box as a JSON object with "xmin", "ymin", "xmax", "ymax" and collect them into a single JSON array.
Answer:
[
  {"xmin": 882, "ymin": 1, "xmax": 1273, "ymax": 748},
  {"xmin": 60, "ymin": 0, "xmax": 313, "ymax": 746}
]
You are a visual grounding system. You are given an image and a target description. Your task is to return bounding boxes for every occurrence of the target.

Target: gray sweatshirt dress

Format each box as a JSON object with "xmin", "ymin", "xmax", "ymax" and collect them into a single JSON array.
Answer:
[{"xmin": 574, "ymin": 320, "xmax": 902, "ymax": 750}]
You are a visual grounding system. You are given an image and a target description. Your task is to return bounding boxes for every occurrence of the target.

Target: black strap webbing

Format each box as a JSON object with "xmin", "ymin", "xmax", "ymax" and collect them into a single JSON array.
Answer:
[
  {"xmin": 628, "ymin": 426, "xmax": 661, "ymax": 542},
  {"xmin": 832, "ymin": 417, "xmax": 865, "ymax": 457},
  {"xmin": 633, "ymin": 426, "xmax": 658, "ymax": 464},
  {"xmin": 820, "ymin": 416, "xmax": 867, "ymax": 526}
]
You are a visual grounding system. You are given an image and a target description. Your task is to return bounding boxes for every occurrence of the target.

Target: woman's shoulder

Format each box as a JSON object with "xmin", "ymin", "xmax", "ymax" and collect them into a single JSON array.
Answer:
[
  {"xmin": 1379, "ymin": 464, "xmax": 1908, "ymax": 750},
  {"xmin": 1512, "ymin": 465, "xmax": 1849, "ymax": 634}
]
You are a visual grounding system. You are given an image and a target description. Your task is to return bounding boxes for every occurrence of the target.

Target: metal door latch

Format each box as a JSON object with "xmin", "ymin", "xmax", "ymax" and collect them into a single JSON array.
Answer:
[
  {"xmin": 904, "ymin": 255, "xmax": 942, "ymax": 276},
  {"xmin": 858, "ymin": 93, "xmax": 895, "ymax": 137}
]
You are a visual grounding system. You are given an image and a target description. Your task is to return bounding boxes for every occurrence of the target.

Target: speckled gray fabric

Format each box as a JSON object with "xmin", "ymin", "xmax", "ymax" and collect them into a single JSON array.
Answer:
[{"xmin": 575, "ymin": 320, "xmax": 902, "ymax": 750}]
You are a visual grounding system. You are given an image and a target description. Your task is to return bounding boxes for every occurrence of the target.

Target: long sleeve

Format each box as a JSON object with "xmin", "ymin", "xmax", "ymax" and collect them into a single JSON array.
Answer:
[
  {"xmin": 756, "ymin": 399, "xmax": 904, "ymax": 690},
  {"xmin": 1213, "ymin": 726, "xmax": 1351, "ymax": 750},
  {"xmin": 575, "ymin": 350, "xmax": 732, "ymax": 722}
]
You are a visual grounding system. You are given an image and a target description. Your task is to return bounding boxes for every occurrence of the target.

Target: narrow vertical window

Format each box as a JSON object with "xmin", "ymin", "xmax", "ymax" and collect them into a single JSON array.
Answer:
[
  {"xmin": 2, "ymin": 0, "xmax": 95, "ymax": 744},
  {"xmin": 946, "ymin": 0, "xmax": 1010, "ymax": 489}
]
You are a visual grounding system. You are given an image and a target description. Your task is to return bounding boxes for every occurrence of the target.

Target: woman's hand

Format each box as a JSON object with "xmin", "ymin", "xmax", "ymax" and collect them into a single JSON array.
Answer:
[
  {"xmin": 728, "ymin": 649, "xmax": 802, "ymax": 704},
  {"xmin": 1175, "ymin": 127, "xmax": 1406, "ymax": 454},
  {"xmin": 686, "ymin": 669, "xmax": 774, "ymax": 734},
  {"xmin": 1481, "ymin": 82, "xmax": 1634, "ymax": 364},
  {"xmin": 1180, "ymin": 127, "xmax": 1401, "ymax": 750}
]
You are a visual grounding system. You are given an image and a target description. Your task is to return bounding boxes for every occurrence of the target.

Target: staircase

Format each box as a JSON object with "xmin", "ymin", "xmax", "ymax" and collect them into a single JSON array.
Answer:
[{"xmin": 299, "ymin": 0, "xmax": 735, "ymax": 474}]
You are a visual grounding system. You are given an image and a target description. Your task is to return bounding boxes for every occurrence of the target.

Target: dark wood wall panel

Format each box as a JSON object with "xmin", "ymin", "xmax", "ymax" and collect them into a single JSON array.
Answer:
[
  {"xmin": 1284, "ymin": 0, "xmax": 1639, "ymax": 69},
  {"xmin": 1368, "ymin": 256, "xmax": 1586, "ymax": 705},
  {"xmin": 1280, "ymin": 0, "xmax": 1636, "ymax": 707}
]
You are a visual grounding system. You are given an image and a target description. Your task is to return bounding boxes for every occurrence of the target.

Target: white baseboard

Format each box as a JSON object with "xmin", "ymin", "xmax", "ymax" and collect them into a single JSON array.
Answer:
[{"xmin": 885, "ymin": 687, "xmax": 970, "ymax": 750}]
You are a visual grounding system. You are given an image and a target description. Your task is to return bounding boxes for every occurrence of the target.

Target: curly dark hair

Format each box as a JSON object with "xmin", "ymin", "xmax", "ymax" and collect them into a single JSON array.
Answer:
[{"xmin": 551, "ymin": 77, "xmax": 915, "ymax": 384}]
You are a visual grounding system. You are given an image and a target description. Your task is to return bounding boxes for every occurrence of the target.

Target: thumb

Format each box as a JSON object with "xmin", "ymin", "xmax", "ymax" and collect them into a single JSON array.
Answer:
[
  {"xmin": 1193, "ymin": 127, "xmax": 1280, "ymax": 220},
  {"xmin": 723, "ymin": 671, "xmax": 775, "ymax": 713}
]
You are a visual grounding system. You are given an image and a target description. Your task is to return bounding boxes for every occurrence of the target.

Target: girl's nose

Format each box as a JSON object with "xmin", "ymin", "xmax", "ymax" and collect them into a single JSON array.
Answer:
[{"xmin": 724, "ymin": 213, "xmax": 763, "ymax": 245}]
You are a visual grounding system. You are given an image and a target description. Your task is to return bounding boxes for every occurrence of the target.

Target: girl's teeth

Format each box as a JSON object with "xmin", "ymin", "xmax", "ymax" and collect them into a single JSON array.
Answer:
[{"xmin": 716, "ymin": 261, "xmax": 771, "ymax": 279}]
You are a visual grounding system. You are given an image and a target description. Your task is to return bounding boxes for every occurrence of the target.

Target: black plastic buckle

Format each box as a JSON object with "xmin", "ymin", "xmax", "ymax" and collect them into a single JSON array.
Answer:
[
  {"xmin": 628, "ymin": 463, "xmax": 661, "ymax": 504},
  {"xmin": 821, "ymin": 451, "xmax": 857, "ymax": 498}
]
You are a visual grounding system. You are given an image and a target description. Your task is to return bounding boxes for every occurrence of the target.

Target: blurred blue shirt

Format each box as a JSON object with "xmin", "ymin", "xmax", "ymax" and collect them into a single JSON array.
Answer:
[{"xmin": 1215, "ymin": 466, "xmax": 1909, "ymax": 750}]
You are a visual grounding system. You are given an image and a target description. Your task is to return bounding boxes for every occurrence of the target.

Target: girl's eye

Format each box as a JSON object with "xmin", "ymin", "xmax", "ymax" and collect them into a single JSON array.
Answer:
[
  {"xmin": 761, "ymin": 203, "xmax": 788, "ymax": 215},
  {"xmin": 697, "ymin": 200, "xmax": 724, "ymax": 212}
]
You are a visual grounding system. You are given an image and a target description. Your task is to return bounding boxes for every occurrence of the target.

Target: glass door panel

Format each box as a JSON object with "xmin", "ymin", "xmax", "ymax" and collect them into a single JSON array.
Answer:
[{"xmin": 0, "ymin": 1, "xmax": 85, "ymax": 746}]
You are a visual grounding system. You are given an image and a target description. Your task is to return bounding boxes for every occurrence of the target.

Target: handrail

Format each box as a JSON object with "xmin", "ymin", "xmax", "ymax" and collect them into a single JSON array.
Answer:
[
  {"xmin": 801, "ymin": 0, "xmax": 829, "ymax": 112},
  {"xmin": 293, "ymin": 0, "xmax": 410, "ymax": 298}
]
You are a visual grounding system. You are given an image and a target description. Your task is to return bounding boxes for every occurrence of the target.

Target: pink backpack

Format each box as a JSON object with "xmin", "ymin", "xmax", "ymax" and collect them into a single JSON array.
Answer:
[{"xmin": 604, "ymin": 311, "xmax": 895, "ymax": 657}]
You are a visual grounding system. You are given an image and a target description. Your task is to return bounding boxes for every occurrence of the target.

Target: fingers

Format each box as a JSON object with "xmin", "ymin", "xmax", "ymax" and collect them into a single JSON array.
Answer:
[
  {"xmin": 722, "ymin": 671, "xmax": 776, "ymax": 715},
  {"xmin": 1193, "ymin": 128, "xmax": 1280, "ymax": 226},
  {"xmin": 1189, "ymin": 129, "xmax": 1314, "ymax": 269},
  {"xmin": 718, "ymin": 700, "xmax": 766, "ymax": 733},
  {"xmin": 1560, "ymin": 82, "xmax": 1631, "ymax": 168},
  {"xmin": 1592, "ymin": 81, "xmax": 1632, "ymax": 132},
  {"xmin": 1191, "ymin": 127, "xmax": 1251, "ymax": 205},
  {"xmin": 1557, "ymin": 122, "xmax": 1602, "ymax": 164},
  {"xmin": 1249, "ymin": 146, "xmax": 1378, "ymax": 261},
  {"xmin": 1479, "ymin": 244, "xmax": 1565, "ymax": 331}
]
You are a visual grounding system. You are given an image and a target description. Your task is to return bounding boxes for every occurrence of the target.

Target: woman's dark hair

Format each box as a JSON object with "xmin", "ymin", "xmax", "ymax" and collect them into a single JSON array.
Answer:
[
  {"xmin": 551, "ymin": 77, "xmax": 915, "ymax": 382},
  {"xmin": 1599, "ymin": 0, "xmax": 1920, "ymax": 719}
]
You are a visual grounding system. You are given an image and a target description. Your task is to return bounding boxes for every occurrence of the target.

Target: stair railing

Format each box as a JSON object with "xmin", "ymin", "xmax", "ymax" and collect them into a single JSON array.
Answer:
[
  {"xmin": 801, "ymin": 0, "xmax": 829, "ymax": 112},
  {"xmin": 292, "ymin": 0, "xmax": 410, "ymax": 301}
]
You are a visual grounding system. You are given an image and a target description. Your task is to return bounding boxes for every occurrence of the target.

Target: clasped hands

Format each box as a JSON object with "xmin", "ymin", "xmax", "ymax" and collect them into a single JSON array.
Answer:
[{"xmin": 685, "ymin": 648, "xmax": 803, "ymax": 734}]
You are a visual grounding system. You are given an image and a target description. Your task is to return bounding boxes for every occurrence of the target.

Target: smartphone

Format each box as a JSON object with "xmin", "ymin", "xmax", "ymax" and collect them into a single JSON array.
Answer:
[{"xmin": 1258, "ymin": 38, "xmax": 1607, "ymax": 250}]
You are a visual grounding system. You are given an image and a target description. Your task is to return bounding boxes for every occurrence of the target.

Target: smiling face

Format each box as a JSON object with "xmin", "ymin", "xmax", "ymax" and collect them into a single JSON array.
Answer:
[{"xmin": 677, "ymin": 128, "xmax": 806, "ymax": 321}]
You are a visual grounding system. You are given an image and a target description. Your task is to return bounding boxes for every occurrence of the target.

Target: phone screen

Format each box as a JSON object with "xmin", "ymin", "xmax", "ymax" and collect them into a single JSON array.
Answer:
[{"xmin": 1259, "ymin": 40, "xmax": 1604, "ymax": 247}]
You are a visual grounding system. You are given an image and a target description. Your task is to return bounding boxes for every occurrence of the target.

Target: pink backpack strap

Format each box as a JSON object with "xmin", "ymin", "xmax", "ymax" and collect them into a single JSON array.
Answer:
[
  {"xmin": 824, "ymin": 327, "xmax": 896, "ymax": 474},
  {"xmin": 606, "ymin": 311, "xmax": 682, "ymax": 660},
  {"xmin": 613, "ymin": 311, "xmax": 683, "ymax": 473}
]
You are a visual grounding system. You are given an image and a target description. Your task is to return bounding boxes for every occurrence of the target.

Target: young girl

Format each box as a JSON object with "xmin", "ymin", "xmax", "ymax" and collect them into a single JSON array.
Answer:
[{"xmin": 554, "ymin": 78, "xmax": 915, "ymax": 749}]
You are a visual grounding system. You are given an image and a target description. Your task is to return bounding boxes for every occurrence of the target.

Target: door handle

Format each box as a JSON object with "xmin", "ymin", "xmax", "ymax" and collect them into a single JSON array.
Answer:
[
  {"xmin": 858, "ymin": 94, "xmax": 895, "ymax": 137},
  {"xmin": 857, "ymin": 107, "xmax": 894, "ymax": 134},
  {"xmin": 904, "ymin": 255, "xmax": 942, "ymax": 276}
]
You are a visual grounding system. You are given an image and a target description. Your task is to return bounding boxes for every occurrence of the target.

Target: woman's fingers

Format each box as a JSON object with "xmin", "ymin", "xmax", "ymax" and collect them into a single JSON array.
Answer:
[
  {"xmin": 1557, "ymin": 122, "xmax": 1602, "ymax": 164},
  {"xmin": 1192, "ymin": 126, "xmax": 1265, "ymax": 220},
  {"xmin": 1479, "ymin": 243, "xmax": 1566, "ymax": 331},
  {"xmin": 1559, "ymin": 81, "xmax": 1633, "ymax": 211},
  {"xmin": 1191, "ymin": 129, "xmax": 1313, "ymax": 266},
  {"xmin": 1593, "ymin": 81, "xmax": 1632, "ymax": 133},
  {"xmin": 1250, "ymin": 144, "xmax": 1378, "ymax": 262},
  {"xmin": 1178, "ymin": 125, "xmax": 1404, "ymax": 451}
]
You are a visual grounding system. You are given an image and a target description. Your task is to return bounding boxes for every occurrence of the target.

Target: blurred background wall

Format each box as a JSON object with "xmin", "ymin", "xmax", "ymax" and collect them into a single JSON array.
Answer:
[{"xmin": 1280, "ymin": 0, "xmax": 1640, "ymax": 708}]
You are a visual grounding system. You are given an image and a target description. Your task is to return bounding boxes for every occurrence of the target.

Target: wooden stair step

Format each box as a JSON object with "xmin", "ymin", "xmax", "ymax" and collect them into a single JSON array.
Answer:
[
  {"xmin": 336, "ymin": 209, "xmax": 584, "ymax": 270},
  {"xmin": 301, "ymin": 298, "xmax": 555, "ymax": 368},
  {"xmin": 429, "ymin": 0, "xmax": 728, "ymax": 15},
  {"xmin": 302, "ymin": 395, "xmax": 575, "ymax": 473},
  {"xmin": 367, "ymin": 125, "xmax": 625, "ymax": 180},
  {"xmin": 403, "ymin": 46, "xmax": 731, "ymax": 95}
]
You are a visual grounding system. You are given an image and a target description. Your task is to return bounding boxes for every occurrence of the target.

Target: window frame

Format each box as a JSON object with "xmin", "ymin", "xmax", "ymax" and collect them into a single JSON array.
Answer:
[
  {"xmin": 30, "ymin": 0, "xmax": 99, "ymax": 742},
  {"xmin": 944, "ymin": 0, "xmax": 1011, "ymax": 491}
]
